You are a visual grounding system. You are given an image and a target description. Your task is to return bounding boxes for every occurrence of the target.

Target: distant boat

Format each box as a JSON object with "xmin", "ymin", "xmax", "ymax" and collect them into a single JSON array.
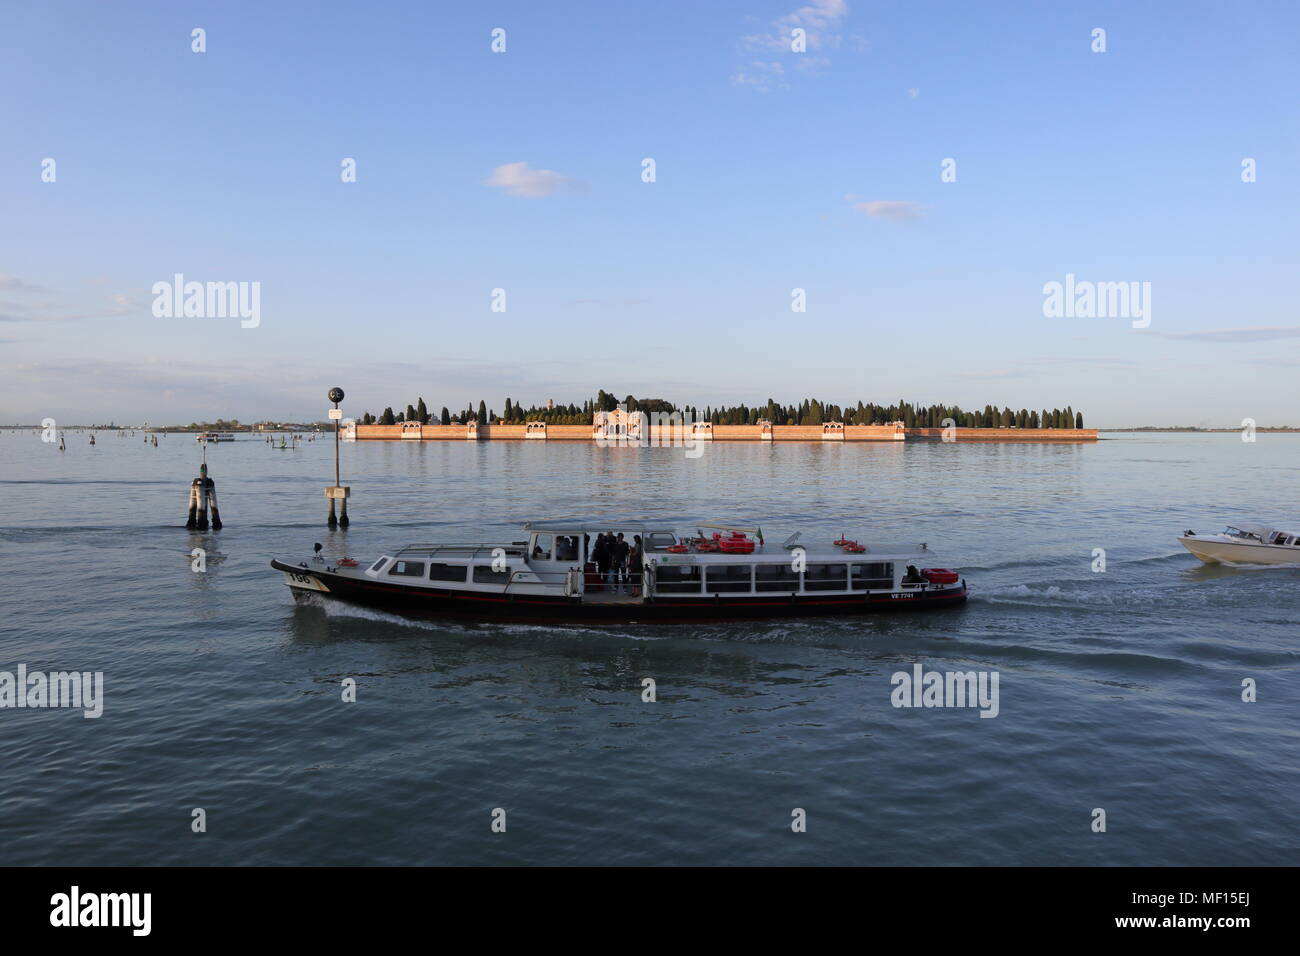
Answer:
[
  {"xmin": 1179, "ymin": 524, "xmax": 1300, "ymax": 565},
  {"xmin": 196, "ymin": 432, "xmax": 235, "ymax": 443}
]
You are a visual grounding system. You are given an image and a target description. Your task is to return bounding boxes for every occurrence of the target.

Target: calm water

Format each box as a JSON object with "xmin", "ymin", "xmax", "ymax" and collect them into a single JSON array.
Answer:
[{"xmin": 1, "ymin": 430, "xmax": 1297, "ymax": 866}]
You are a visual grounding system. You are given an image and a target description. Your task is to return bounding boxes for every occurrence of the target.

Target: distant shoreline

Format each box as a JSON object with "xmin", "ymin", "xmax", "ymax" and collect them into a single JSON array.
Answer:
[
  {"xmin": 1099, "ymin": 427, "xmax": 1300, "ymax": 433},
  {"xmin": 3, "ymin": 425, "xmax": 1297, "ymax": 434}
]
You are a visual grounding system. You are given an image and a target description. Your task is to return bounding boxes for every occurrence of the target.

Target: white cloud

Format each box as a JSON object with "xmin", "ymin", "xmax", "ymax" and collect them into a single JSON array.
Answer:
[
  {"xmin": 731, "ymin": 61, "xmax": 787, "ymax": 92},
  {"xmin": 744, "ymin": 0, "xmax": 849, "ymax": 54},
  {"xmin": 484, "ymin": 161, "xmax": 573, "ymax": 198},
  {"xmin": 0, "ymin": 273, "xmax": 47, "ymax": 293},
  {"xmin": 734, "ymin": 0, "xmax": 851, "ymax": 88},
  {"xmin": 1151, "ymin": 326, "xmax": 1300, "ymax": 342},
  {"xmin": 848, "ymin": 199, "xmax": 925, "ymax": 221}
]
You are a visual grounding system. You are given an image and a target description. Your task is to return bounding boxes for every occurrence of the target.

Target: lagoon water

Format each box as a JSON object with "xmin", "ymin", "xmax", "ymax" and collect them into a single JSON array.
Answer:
[{"xmin": 1, "ymin": 430, "xmax": 1297, "ymax": 866}]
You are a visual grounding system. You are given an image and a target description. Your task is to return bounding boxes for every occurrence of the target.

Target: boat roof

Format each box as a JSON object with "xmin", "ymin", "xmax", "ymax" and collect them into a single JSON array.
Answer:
[
  {"xmin": 647, "ymin": 545, "xmax": 931, "ymax": 563},
  {"xmin": 1227, "ymin": 523, "xmax": 1277, "ymax": 536},
  {"xmin": 523, "ymin": 518, "xmax": 678, "ymax": 534}
]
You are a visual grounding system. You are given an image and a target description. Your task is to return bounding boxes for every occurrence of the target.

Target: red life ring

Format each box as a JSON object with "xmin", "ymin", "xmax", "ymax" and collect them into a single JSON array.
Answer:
[
  {"xmin": 666, "ymin": 544, "xmax": 689, "ymax": 554},
  {"xmin": 338, "ymin": 558, "xmax": 359, "ymax": 567},
  {"xmin": 922, "ymin": 568, "xmax": 959, "ymax": 584}
]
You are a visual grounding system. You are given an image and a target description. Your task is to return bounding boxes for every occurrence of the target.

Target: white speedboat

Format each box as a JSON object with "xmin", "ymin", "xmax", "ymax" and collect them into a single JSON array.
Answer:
[
  {"xmin": 1178, "ymin": 524, "xmax": 1300, "ymax": 565},
  {"xmin": 196, "ymin": 432, "xmax": 235, "ymax": 442}
]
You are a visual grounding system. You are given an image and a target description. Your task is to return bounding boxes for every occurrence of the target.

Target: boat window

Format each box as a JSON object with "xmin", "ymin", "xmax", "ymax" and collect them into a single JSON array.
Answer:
[
  {"xmin": 368, "ymin": 558, "xmax": 389, "ymax": 573},
  {"xmin": 1275, "ymin": 535, "xmax": 1292, "ymax": 546},
  {"xmin": 706, "ymin": 565, "xmax": 753, "ymax": 593},
  {"xmin": 755, "ymin": 563, "xmax": 801, "ymax": 592},
  {"xmin": 472, "ymin": 566, "xmax": 511, "ymax": 584},
  {"xmin": 655, "ymin": 565, "xmax": 702, "ymax": 593},
  {"xmin": 387, "ymin": 560, "xmax": 425, "ymax": 577},
  {"xmin": 850, "ymin": 562, "xmax": 894, "ymax": 591},
  {"xmin": 428, "ymin": 563, "xmax": 468, "ymax": 582},
  {"xmin": 532, "ymin": 533, "xmax": 554, "ymax": 560},
  {"xmin": 647, "ymin": 532, "xmax": 677, "ymax": 551},
  {"xmin": 804, "ymin": 563, "xmax": 848, "ymax": 591}
]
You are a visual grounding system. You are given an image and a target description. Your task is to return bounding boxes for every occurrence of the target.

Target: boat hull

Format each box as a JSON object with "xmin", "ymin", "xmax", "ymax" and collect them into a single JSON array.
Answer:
[
  {"xmin": 271, "ymin": 560, "xmax": 968, "ymax": 624},
  {"xmin": 1178, "ymin": 536, "xmax": 1300, "ymax": 566}
]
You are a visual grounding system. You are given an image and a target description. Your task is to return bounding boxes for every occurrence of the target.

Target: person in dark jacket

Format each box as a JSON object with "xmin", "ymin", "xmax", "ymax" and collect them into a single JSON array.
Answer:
[
  {"xmin": 610, "ymin": 533, "xmax": 629, "ymax": 592},
  {"xmin": 593, "ymin": 533, "xmax": 611, "ymax": 589},
  {"xmin": 627, "ymin": 538, "xmax": 644, "ymax": 595}
]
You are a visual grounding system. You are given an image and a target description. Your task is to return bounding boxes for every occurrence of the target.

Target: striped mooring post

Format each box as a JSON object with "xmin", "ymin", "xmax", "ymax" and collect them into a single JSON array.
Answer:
[{"xmin": 185, "ymin": 463, "xmax": 223, "ymax": 530}]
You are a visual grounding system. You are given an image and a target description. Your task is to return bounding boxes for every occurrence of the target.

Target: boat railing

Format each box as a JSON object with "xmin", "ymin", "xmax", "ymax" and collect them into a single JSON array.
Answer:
[
  {"xmin": 503, "ymin": 567, "xmax": 583, "ymax": 596},
  {"xmin": 394, "ymin": 542, "xmax": 527, "ymax": 559}
]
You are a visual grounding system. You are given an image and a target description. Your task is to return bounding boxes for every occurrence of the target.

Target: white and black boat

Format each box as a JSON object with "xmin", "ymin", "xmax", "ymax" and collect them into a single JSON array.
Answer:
[
  {"xmin": 1179, "ymin": 523, "xmax": 1300, "ymax": 565},
  {"xmin": 271, "ymin": 521, "xmax": 968, "ymax": 623}
]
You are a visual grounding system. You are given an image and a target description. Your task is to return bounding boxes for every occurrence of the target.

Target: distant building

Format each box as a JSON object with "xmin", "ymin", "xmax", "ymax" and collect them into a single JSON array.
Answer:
[{"xmin": 593, "ymin": 403, "xmax": 644, "ymax": 441}]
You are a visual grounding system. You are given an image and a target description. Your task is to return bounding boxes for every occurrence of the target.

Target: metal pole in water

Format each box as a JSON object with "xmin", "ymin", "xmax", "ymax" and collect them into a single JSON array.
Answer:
[{"xmin": 325, "ymin": 387, "xmax": 350, "ymax": 527}]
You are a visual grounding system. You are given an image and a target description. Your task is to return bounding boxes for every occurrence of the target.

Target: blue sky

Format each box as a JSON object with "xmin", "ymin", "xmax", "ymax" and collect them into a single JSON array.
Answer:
[{"xmin": 2, "ymin": 0, "xmax": 1298, "ymax": 427}]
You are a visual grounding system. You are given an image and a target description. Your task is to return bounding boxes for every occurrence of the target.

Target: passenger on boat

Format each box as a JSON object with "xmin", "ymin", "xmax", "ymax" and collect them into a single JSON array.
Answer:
[
  {"xmin": 593, "ymin": 533, "xmax": 611, "ymax": 589},
  {"xmin": 611, "ymin": 533, "xmax": 629, "ymax": 592},
  {"xmin": 903, "ymin": 565, "xmax": 926, "ymax": 584},
  {"xmin": 627, "ymin": 540, "xmax": 644, "ymax": 596}
]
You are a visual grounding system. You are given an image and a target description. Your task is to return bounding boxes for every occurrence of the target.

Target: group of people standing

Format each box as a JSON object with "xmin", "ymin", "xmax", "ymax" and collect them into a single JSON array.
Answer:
[{"xmin": 589, "ymin": 531, "xmax": 644, "ymax": 594}]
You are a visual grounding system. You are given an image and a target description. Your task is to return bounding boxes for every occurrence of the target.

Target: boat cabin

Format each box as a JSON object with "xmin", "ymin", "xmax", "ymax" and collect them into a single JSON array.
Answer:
[{"xmin": 358, "ymin": 521, "xmax": 942, "ymax": 603}]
